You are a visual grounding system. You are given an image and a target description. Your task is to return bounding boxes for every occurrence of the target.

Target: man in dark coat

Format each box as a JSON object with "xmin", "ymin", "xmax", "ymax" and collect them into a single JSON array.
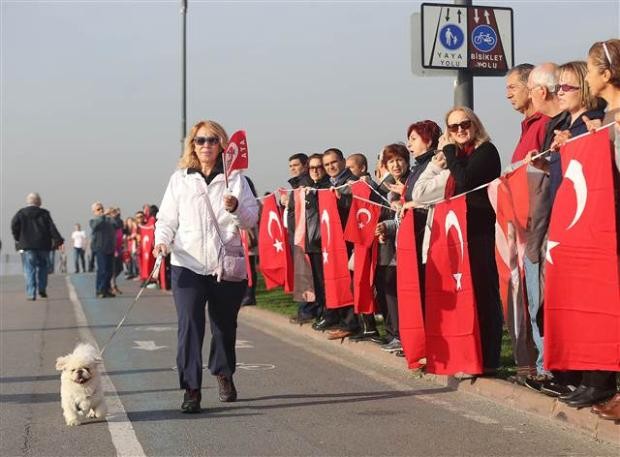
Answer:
[{"xmin": 11, "ymin": 192, "xmax": 64, "ymax": 300}]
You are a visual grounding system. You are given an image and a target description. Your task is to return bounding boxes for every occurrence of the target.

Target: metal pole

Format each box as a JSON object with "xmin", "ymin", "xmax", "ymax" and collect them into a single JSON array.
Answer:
[
  {"xmin": 180, "ymin": 0, "xmax": 188, "ymax": 155},
  {"xmin": 454, "ymin": 0, "xmax": 473, "ymax": 109}
]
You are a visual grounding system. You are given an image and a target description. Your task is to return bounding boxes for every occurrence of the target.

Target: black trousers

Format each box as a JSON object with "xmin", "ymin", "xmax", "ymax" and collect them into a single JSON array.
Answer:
[
  {"xmin": 468, "ymin": 233, "xmax": 503, "ymax": 370},
  {"xmin": 171, "ymin": 266, "xmax": 246, "ymax": 390},
  {"xmin": 241, "ymin": 255, "xmax": 257, "ymax": 305},
  {"xmin": 375, "ymin": 265, "xmax": 399, "ymax": 340}
]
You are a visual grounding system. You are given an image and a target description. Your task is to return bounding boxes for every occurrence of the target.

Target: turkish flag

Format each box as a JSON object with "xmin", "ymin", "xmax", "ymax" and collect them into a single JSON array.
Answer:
[
  {"xmin": 396, "ymin": 209, "xmax": 426, "ymax": 369},
  {"xmin": 319, "ymin": 191, "xmax": 354, "ymax": 309},
  {"xmin": 544, "ymin": 129, "xmax": 620, "ymax": 371},
  {"xmin": 139, "ymin": 221, "xmax": 155, "ymax": 281},
  {"xmin": 425, "ymin": 197, "xmax": 483, "ymax": 375},
  {"xmin": 258, "ymin": 194, "xmax": 289, "ymax": 290},
  {"xmin": 344, "ymin": 181, "xmax": 382, "ymax": 314},
  {"xmin": 223, "ymin": 130, "xmax": 248, "ymax": 175}
]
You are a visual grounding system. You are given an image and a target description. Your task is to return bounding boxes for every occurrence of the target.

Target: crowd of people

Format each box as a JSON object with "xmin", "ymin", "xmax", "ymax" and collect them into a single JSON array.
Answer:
[
  {"xmin": 10, "ymin": 38, "xmax": 618, "ymax": 420},
  {"xmin": 253, "ymin": 39, "xmax": 620, "ymax": 422}
]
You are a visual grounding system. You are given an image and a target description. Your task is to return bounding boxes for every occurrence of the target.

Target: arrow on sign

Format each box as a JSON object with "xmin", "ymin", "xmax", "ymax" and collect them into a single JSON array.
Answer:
[
  {"xmin": 445, "ymin": 7, "xmax": 450, "ymax": 21},
  {"xmin": 133, "ymin": 340, "xmax": 167, "ymax": 351},
  {"xmin": 457, "ymin": 10, "xmax": 462, "ymax": 24},
  {"xmin": 484, "ymin": 9, "xmax": 490, "ymax": 24},
  {"xmin": 474, "ymin": 9, "xmax": 479, "ymax": 23}
]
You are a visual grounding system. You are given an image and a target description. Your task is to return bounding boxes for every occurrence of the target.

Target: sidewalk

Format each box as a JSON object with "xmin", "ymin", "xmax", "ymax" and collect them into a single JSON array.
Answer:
[{"xmin": 239, "ymin": 306, "xmax": 620, "ymax": 446}]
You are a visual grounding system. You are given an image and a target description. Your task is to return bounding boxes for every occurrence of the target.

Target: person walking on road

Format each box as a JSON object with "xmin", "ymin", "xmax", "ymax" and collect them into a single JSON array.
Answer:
[
  {"xmin": 89, "ymin": 202, "xmax": 121, "ymax": 298},
  {"xmin": 11, "ymin": 192, "xmax": 64, "ymax": 300},
  {"xmin": 154, "ymin": 120, "xmax": 259, "ymax": 413},
  {"xmin": 71, "ymin": 223, "xmax": 87, "ymax": 273}
]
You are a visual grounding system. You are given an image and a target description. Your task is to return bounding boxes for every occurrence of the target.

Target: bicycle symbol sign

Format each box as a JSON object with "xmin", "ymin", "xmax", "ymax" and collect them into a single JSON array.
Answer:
[
  {"xmin": 471, "ymin": 25, "xmax": 497, "ymax": 53},
  {"xmin": 439, "ymin": 24, "xmax": 464, "ymax": 50}
]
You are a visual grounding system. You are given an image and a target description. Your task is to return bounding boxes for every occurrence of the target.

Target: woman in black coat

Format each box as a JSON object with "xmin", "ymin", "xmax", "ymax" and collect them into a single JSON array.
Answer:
[{"xmin": 440, "ymin": 106, "xmax": 503, "ymax": 374}]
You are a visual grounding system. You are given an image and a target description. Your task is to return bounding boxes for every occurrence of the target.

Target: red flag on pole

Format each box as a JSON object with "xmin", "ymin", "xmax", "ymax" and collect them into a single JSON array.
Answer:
[
  {"xmin": 258, "ymin": 194, "xmax": 288, "ymax": 290},
  {"xmin": 344, "ymin": 181, "xmax": 382, "ymax": 314},
  {"xmin": 425, "ymin": 197, "xmax": 483, "ymax": 375},
  {"xmin": 544, "ymin": 129, "xmax": 620, "ymax": 371},
  {"xmin": 319, "ymin": 190, "xmax": 354, "ymax": 309},
  {"xmin": 396, "ymin": 209, "xmax": 426, "ymax": 369},
  {"xmin": 139, "ymin": 220, "xmax": 155, "ymax": 281},
  {"xmin": 223, "ymin": 130, "xmax": 248, "ymax": 187}
]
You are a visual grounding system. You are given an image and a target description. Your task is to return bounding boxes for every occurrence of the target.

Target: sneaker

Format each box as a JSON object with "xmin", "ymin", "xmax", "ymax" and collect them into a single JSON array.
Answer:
[
  {"xmin": 146, "ymin": 282, "xmax": 158, "ymax": 289},
  {"xmin": 524, "ymin": 375, "xmax": 549, "ymax": 393},
  {"xmin": 27, "ymin": 296, "xmax": 36, "ymax": 301},
  {"xmin": 181, "ymin": 389, "xmax": 201, "ymax": 413},
  {"xmin": 39, "ymin": 291, "xmax": 47, "ymax": 298},
  {"xmin": 507, "ymin": 374, "xmax": 528, "ymax": 386},
  {"xmin": 381, "ymin": 338, "xmax": 402, "ymax": 352},
  {"xmin": 216, "ymin": 375, "xmax": 237, "ymax": 402}
]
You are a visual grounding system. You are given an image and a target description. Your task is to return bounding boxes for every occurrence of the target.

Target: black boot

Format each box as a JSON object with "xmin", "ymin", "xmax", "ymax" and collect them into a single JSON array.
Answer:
[
  {"xmin": 181, "ymin": 389, "xmax": 201, "ymax": 413},
  {"xmin": 349, "ymin": 314, "xmax": 380, "ymax": 341}
]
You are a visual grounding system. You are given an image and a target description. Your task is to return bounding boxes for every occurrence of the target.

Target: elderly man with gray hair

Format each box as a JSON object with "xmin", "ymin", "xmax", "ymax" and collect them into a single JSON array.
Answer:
[{"xmin": 11, "ymin": 192, "xmax": 64, "ymax": 300}]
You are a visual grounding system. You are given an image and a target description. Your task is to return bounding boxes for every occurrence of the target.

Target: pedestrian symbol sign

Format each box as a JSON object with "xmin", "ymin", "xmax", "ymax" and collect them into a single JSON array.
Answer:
[{"xmin": 421, "ymin": 2, "xmax": 513, "ymax": 74}]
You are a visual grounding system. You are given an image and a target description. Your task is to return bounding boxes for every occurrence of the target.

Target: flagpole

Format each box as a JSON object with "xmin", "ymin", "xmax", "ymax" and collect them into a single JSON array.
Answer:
[{"xmin": 180, "ymin": 0, "xmax": 188, "ymax": 156}]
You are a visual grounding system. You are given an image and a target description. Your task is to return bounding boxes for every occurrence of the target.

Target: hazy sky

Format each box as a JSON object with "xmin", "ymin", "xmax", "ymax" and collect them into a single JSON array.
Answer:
[{"xmin": 1, "ymin": 0, "xmax": 619, "ymax": 251}]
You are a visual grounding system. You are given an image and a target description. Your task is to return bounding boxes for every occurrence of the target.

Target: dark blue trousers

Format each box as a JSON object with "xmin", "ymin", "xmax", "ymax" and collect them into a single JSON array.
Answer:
[
  {"xmin": 94, "ymin": 251, "xmax": 113, "ymax": 294},
  {"xmin": 171, "ymin": 266, "xmax": 246, "ymax": 390}
]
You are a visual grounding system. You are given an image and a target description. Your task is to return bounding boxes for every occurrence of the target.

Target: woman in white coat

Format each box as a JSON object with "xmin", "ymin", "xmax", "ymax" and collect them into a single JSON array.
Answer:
[{"xmin": 154, "ymin": 120, "xmax": 258, "ymax": 413}]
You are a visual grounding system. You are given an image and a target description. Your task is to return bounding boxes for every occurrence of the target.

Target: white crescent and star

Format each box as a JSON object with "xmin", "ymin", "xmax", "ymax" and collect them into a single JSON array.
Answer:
[
  {"xmin": 445, "ymin": 210, "xmax": 464, "ymax": 290},
  {"xmin": 356, "ymin": 208, "xmax": 372, "ymax": 229},
  {"xmin": 267, "ymin": 210, "xmax": 284, "ymax": 253},
  {"xmin": 321, "ymin": 209, "xmax": 331, "ymax": 263},
  {"xmin": 547, "ymin": 159, "xmax": 588, "ymax": 264}
]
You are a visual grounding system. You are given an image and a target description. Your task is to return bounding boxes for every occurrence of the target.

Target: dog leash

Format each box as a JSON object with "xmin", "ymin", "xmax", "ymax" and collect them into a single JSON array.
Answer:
[{"xmin": 99, "ymin": 254, "xmax": 163, "ymax": 356}]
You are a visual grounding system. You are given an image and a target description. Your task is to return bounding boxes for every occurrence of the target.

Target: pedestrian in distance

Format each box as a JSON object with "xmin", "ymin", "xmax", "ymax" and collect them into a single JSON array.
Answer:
[
  {"xmin": 89, "ymin": 202, "xmax": 121, "ymax": 298},
  {"xmin": 154, "ymin": 119, "xmax": 259, "ymax": 413},
  {"xmin": 71, "ymin": 223, "xmax": 87, "ymax": 273},
  {"xmin": 11, "ymin": 192, "xmax": 64, "ymax": 300}
]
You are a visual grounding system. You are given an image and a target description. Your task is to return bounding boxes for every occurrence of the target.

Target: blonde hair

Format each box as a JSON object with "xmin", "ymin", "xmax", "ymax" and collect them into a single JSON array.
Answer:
[
  {"xmin": 445, "ymin": 106, "xmax": 490, "ymax": 148},
  {"xmin": 558, "ymin": 61, "xmax": 599, "ymax": 111},
  {"xmin": 178, "ymin": 120, "xmax": 229, "ymax": 169}
]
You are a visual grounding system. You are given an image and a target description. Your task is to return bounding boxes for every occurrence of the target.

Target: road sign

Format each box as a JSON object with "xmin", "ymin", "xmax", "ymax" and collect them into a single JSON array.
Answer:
[{"xmin": 421, "ymin": 3, "xmax": 513, "ymax": 74}]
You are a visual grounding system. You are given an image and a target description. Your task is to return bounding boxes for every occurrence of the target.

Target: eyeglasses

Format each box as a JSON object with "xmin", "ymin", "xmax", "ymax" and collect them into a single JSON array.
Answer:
[
  {"xmin": 193, "ymin": 136, "xmax": 219, "ymax": 146},
  {"xmin": 447, "ymin": 120, "xmax": 472, "ymax": 133},
  {"xmin": 555, "ymin": 84, "xmax": 580, "ymax": 93}
]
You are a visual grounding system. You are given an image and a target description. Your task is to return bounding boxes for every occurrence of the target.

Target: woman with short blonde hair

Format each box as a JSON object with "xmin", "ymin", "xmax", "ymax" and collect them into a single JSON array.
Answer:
[{"xmin": 178, "ymin": 120, "xmax": 230, "ymax": 170}]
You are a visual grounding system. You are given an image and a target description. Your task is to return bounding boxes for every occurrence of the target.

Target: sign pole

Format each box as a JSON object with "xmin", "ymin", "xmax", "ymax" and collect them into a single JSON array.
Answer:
[{"xmin": 454, "ymin": 0, "xmax": 473, "ymax": 109}]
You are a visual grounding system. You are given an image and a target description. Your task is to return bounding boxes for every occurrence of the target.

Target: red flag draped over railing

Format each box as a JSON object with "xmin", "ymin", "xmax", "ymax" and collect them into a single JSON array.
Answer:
[
  {"xmin": 319, "ymin": 191, "xmax": 354, "ymax": 309},
  {"xmin": 425, "ymin": 197, "xmax": 483, "ymax": 375},
  {"xmin": 396, "ymin": 209, "xmax": 426, "ymax": 369},
  {"xmin": 258, "ymin": 194, "xmax": 290, "ymax": 290},
  {"xmin": 344, "ymin": 181, "xmax": 382, "ymax": 314},
  {"xmin": 544, "ymin": 129, "xmax": 620, "ymax": 371}
]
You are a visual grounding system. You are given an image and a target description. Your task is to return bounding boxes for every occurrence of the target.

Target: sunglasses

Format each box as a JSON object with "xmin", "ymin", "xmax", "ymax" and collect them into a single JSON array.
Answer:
[
  {"xmin": 193, "ymin": 136, "xmax": 219, "ymax": 146},
  {"xmin": 555, "ymin": 84, "xmax": 580, "ymax": 93},
  {"xmin": 447, "ymin": 120, "xmax": 472, "ymax": 133}
]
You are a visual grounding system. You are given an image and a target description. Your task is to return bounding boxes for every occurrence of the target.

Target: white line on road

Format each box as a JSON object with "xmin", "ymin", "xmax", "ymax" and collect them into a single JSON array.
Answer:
[{"xmin": 65, "ymin": 277, "xmax": 146, "ymax": 457}]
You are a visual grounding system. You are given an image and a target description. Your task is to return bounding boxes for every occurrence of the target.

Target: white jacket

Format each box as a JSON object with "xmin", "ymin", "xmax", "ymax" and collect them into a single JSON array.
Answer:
[{"xmin": 155, "ymin": 168, "xmax": 259, "ymax": 276}]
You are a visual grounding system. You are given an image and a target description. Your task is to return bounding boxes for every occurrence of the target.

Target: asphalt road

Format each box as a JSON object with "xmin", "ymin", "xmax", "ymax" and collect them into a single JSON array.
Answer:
[{"xmin": 1, "ymin": 273, "xmax": 617, "ymax": 457}]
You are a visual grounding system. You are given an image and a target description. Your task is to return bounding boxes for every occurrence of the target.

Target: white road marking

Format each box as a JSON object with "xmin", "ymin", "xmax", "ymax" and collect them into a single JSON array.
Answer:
[
  {"xmin": 65, "ymin": 277, "xmax": 146, "ymax": 457},
  {"xmin": 135, "ymin": 326, "xmax": 175, "ymax": 332},
  {"xmin": 133, "ymin": 340, "xmax": 167, "ymax": 351},
  {"xmin": 236, "ymin": 362, "xmax": 275, "ymax": 371},
  {"xmin": 235, "ymin": 339, "xmax": 254, "ymax": 348}
]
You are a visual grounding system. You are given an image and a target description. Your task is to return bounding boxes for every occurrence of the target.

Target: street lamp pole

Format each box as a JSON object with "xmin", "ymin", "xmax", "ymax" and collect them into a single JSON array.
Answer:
[{"xmin": 180, "ymin": 0, "xmax": 188, "ymax": 155}]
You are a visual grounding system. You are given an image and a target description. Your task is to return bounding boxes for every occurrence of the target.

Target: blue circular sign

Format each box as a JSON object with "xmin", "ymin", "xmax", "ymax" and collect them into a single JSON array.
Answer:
[
  {"xmin": 471, "ymin": 25, "xmax": 497, "ymax": 53},
  {"xmin": 439, "ymin": 24, "xmax": 464, "ymax": 50}
]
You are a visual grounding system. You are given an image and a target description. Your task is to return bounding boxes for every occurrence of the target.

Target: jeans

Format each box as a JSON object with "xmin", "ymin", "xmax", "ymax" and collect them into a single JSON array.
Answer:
[
  {"xmin": 524, "ymin": 256, "xmax": 547, "ymax": 375},
  {"xmin": 94, "ymin": 251, "xmax": 113, "ymax": 294},
  {"xmin": 23, "ymin": 250, "xmax": 49, "ymax": 298},
  {"xmin": 74, "ymin": 247, "xmax": 86, "ymax": 273}
]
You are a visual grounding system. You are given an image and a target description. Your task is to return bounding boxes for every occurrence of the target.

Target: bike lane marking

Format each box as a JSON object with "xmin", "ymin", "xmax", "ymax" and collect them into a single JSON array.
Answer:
[{"xmin": 65, "ymin": 276, "xmax": 146, "ymax": 457}]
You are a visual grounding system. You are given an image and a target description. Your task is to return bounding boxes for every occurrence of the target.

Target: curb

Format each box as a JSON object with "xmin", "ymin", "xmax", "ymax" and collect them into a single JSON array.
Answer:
[{"xmin": 239, "ymin": 305, "xmax": 619, "ymax": 446}]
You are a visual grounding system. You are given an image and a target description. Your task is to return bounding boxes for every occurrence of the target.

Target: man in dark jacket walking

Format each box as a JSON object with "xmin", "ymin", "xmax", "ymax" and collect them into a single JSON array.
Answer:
[{"xmin": 11, "ymin": 192, "xmax": 64, "ymax": 300}]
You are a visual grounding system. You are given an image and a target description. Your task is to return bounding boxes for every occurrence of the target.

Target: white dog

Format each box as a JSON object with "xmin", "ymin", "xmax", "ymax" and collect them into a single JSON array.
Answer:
[{"xmin": 55, "ymin": 343, "xmax": 106, "ymax": 426}]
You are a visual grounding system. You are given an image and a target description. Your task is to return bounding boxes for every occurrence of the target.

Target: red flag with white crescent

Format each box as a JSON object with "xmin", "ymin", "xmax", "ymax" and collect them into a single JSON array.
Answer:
[
  {"xmin": 343, "ymin": 181, "xmax": 381, "ymax": 314},
  {"xmin": 544, "ymin": 129, "xmax": 620, "ymax": 371},
  {"xmin": 319, "ymin": 191, "xmax": 354, "ymax": 309},
  {"xmin": 223, "ymin": 130, "xmax": 248, "ymax": 176},
  {"xmin": 139, "ymin": 221, "xmax": 155, "ymax": 281},
  {"xmin": 425, "ymin": 197, "xmax": 483, "ymax": 375},
  {"xmin": 396, "ymin": 209, "xmax": 426, "ymax": 369},
  {"xmin": 258, "ymin": 194, "xmax": 288, "ymax": 289}
]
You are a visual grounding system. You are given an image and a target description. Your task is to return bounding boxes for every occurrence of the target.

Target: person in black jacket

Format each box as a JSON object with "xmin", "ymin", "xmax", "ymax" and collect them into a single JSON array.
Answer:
[
  {"xmin": 11, "ymin": 192, "xmax": 64, "ymax": 300},
  {"xmin": 441, "ymin": 106, "xmax": 503, "ymax": 375}
]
